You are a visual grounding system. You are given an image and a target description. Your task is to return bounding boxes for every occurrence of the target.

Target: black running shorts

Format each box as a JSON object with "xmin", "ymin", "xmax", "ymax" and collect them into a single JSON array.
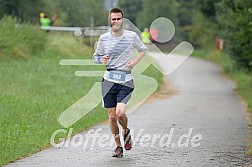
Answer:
[{"xmin": 102, "ymin": 79, "xmax": 134, "ymax": 108}]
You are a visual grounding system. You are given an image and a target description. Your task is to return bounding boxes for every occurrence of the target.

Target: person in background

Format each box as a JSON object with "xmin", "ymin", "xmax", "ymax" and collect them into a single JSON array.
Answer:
[
  {"xmin": 150, "ymin": 27, "xmax": 158, "ymax": 43},
  {"xmin": 39, "ymin": 12, "xmax": 52, "ymax": 32},
  {"xmin": 141, "ymin": 28, "xmax": 151, "ymax": 46}
]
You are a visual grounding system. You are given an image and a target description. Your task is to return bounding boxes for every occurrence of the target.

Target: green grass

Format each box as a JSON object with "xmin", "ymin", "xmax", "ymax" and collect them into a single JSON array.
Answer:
[
  {"xmin": 192, "ymin": 49, "xmax": 252, "ymax": 155},
  {"xmin": 0, "ymin": 33, "xmax": 106, "ymax": 165},
  {"xmin": 0, "ymin": 16, "xmax": 47, "ymax": 59},
  {"xmin": 0, "ymin": 32, "xmax": 164, "ymax": 165}
]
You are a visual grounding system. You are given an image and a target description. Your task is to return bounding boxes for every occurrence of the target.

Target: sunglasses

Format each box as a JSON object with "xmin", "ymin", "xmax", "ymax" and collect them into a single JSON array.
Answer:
[{"xmin": 111, "ymin": 18, "xmax": 122, "ymax": 21}]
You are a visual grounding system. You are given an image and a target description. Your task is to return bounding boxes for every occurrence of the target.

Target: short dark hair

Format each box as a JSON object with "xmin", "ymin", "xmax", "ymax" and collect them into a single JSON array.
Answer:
[{"xmin": 109, "ymin": 8, "xmax": 124, "ymax": 18}]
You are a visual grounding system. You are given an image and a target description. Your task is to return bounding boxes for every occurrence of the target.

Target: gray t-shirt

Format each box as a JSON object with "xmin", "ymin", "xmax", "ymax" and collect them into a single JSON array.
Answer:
[{"xmin": 93, "ymin": 29, "xmax": 146, "ymax": 82}]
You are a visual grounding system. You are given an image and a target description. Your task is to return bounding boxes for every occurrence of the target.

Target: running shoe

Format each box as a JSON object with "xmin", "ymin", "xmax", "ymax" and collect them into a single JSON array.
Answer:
[
  {"xmin": 124, "ymin": 128, "xmax": 132, "ymax": 150},
  {"xmin": 112, "ymin": 146, "xmax": 123, "ymax": 157}
]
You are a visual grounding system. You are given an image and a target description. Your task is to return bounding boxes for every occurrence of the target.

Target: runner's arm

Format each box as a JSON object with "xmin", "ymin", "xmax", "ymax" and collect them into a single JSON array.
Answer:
[{"xmin": 127, "ymin": 51, "xmax": 145, "ymax": 69}]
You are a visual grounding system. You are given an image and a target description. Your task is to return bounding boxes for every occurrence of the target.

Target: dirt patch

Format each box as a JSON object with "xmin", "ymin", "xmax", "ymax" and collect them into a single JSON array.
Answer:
[{"xmin": 143, "ymin": 78, "xmax": 177, "ymax": 104}]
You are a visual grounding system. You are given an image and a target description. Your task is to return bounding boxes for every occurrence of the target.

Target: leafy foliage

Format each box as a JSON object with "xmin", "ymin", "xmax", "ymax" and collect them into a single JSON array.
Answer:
[
  {"xmin": 118, "ymin": 0, "xmax": 143, "ymax": 25},
  {"xmin": 188, "ymin": 0, "xmax": 252, "ymax": 70},
  {"xmin": 0, "ymin": 16, "xmax": 47, "ymax": 59},
  {"xmin": 53, "ymin": 0, "xmax": 108, "ymax": 27},
  {"xmin": 0, "ymin": 0, "xmax": 44, "ymax": 23},
  {"xmin": 195, "ymin": 0, "xmax": 221, "ymax": 22},
  {"xmin": 0, "ymin": 0, "xmax": 251, "ymax": 70},
  {"xmin": 216, "ymin": 0, "xmax": 252, "ymax": 70},
  {"xmin": 188, "ymin": 11, "xmax": 217, "ymax": 49},
  {"xmin": 136, "ymin": 0, "xmax": 178, "ymax": 31}
]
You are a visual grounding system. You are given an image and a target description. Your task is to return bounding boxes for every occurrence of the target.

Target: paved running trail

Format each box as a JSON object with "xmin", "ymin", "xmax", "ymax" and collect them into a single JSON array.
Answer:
[{"xmin": 5, "ymin": 53, "xmax": 252, "ymax": 167}]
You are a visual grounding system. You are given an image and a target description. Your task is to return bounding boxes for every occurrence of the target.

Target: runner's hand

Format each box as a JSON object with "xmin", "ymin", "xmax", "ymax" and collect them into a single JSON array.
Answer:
[
  {"xmin": 127, "ymin": 60, "xmax": 136, "ymax": 69},
  {"xmin": 101, "ymin": 55, "xmax": 109, "ymax": 64}
]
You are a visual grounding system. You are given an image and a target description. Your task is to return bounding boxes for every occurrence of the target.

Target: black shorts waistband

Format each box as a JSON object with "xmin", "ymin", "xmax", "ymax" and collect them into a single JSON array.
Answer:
[{"xmin": 107, "ymin": 69, "xmax": 131, "ymax": 74}]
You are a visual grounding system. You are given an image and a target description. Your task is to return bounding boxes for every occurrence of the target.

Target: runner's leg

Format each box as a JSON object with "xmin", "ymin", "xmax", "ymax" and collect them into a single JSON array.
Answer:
[
  {"xmin": 116, "ymin": 103, "xmax": 128, "ymax": 134},
  {"xmin": 108, "ymin": 107, "xmax": 122, "ymax": 147}
]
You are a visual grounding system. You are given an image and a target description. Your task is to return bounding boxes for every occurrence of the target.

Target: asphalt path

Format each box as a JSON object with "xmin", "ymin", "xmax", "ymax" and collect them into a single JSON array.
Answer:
[{"xmin": 5, "ymin": 54, "xmax": 252, "ymax": 167}]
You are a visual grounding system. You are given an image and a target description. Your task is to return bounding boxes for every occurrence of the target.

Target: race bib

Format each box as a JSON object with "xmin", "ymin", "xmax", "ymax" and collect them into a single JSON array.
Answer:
[{"xmin": 108, "ymin": 71, "xmax": 126, "ymax": 83}]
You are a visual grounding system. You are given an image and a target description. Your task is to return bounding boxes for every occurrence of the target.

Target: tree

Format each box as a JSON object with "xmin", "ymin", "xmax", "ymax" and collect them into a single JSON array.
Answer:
[
  {"xmin": 118, "ymin": 0, "xmax": 143, "ymax": 25},
  {"xmin": 53, "ymin": 0, "xmax": 108, "ymax": 27},
  {"xmin": 195, "ymin": 0, "xmax": 221, "ymax": 22},
  {"xmin": 175, "ymin": 0, "xmax": 196, "ymax": 40},
  {"xmin": 188, "ymin": 11, "xmax": 217, "ymax": 49},
  {"xmin": 216, "ymin": 0, "xmax": 252, "ymax": 70},
  {"xmin": 0, "ymin": 0, "xmax": 44, "ymax": 23},
  {"xmin": 136, "ymin": 0, "xmax": 178, "ymax": 32}
]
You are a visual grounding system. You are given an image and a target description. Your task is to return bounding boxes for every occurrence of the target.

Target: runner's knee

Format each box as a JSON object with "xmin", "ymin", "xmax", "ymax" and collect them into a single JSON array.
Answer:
[
  {"xmin": 109, "ymin": 115, "xmax": 117, "ymax": 123},
  {"xmin": 117, "ymin": 112, "xmax": 126, "ymax": 121}
]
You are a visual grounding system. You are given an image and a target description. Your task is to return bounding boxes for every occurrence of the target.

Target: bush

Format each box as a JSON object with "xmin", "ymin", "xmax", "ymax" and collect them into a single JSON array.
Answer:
[
  {"xmin": 0, "ymin": 16, "xmax": 47, "ymax": 59},
  {"xmin": 216, "ymin": 0, "xmax": 252, "ymax": 71},
  {"xmin": 188, "ymin": 11, "xmax": 217, "ymax": 50}
]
